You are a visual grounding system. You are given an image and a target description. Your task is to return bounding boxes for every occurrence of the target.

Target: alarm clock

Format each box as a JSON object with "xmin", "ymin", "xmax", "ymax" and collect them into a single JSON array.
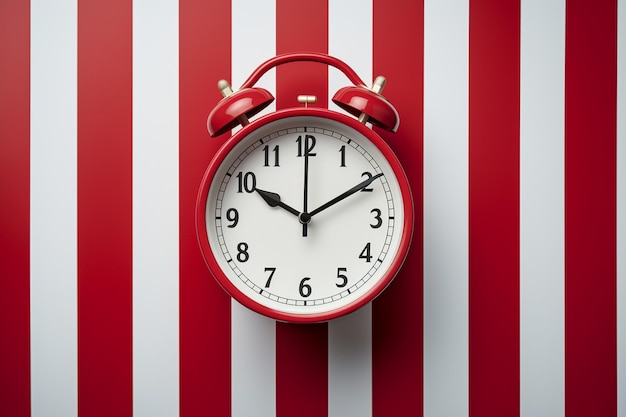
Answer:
[{"xmin": 196, "ymin": 52, "xmax": 413, "ymax": 323}]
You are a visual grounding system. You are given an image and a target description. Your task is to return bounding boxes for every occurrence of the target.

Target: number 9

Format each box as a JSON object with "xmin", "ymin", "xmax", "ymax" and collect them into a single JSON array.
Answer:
[{"xmin": 226, "ymin": 208, "xmax": 239, "ymax": 228}]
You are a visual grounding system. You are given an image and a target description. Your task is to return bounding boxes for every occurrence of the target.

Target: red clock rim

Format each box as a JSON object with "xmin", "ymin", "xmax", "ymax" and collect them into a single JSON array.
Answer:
[{"xmin": 195, "ymin": 107, "xmax": 414, "ymax": 323}]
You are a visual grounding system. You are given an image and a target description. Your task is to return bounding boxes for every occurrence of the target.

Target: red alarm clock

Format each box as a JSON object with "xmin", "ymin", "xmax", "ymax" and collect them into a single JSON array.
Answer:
[{"xmin": 196, "ymin": 53, "xmax": 413, "ymax": 323}]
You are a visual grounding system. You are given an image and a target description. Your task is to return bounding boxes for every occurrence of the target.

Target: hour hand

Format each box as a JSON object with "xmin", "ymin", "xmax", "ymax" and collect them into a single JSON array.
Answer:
[{"xmin": 256, "ymin": 188, "xmax": 300, "ymax": 217}]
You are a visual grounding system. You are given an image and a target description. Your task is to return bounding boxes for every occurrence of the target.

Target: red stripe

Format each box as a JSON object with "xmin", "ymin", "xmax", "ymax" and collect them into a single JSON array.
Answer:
[
  {"xmin": 275, "ymin": 1, "xmax": 328, "ymax": 416},
  {"xmin": 468, "ymin": 1, "xmax": 520, "ymax": 416},
  {"xmin": 0, "ymin": 1, "xmax": 30, "ymax": 416},
  {"xmin": 179, "ymin": 1, "xmax": 232, "ymax": 416},
  {"xmin": 275, "ymin": 0, "xmax": 328, "ymax": 109},
  {"xmin": 371, "ymin": 1, "xmax": 424, "ymax": 415},
  {"xmin": 564, "ymin": 1, "xmax": 617, "ymax": 416},
  {"xmin": 77, "ymin": 2, "xmax": 133, "ymax": 416}
]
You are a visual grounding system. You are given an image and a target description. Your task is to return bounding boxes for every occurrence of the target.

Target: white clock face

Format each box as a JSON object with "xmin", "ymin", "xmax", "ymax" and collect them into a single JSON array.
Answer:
[{"xmin": 202, "ymin": 112, "xmax": 409, "ymax": 321}]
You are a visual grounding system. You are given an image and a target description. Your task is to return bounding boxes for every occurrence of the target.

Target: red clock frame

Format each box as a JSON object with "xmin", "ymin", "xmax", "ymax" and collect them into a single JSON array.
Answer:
[{"xmin": 196, "ymin": 107, "xmax": 413, "ymax": 323}]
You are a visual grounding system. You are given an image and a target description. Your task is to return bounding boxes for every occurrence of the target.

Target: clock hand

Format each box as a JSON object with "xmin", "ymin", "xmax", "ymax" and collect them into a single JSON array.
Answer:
[
  {"xmin": 302, "ymin": 135, "xmax": 312, "ymax": 237},
  {"xmin": 304, "ymin": 173, "xmax": 384, "ymax": 220},
  {"xmin": 255, "ymin": 188, "xmax": 301, "ymax": 218}
]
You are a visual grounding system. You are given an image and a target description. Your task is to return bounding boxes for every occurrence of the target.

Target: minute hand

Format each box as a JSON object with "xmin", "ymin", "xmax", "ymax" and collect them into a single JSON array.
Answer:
[{"xmin": 307, "ymin": 173, "xmax": 384, "ymax": 218}]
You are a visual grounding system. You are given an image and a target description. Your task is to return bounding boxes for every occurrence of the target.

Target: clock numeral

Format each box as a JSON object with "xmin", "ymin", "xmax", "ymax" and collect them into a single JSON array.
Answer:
[
  {"xmin": 263, "ymin": 145, "xmax": 279, "ymax": 167},
  {"xmin": 299, "ymin": 277, "xmax": 312, "ymax": 298},
  {"xmin": 236, "ymin": 242, "xmax": 249, "ymax": 262},
  {"xmin": 359, "ymin": 242, "xmax": 372, "ymax": 263},
  {"xmin": 336, "ymin": 267, "xmax": 348, "ymax": 288},
  {"xmin": 370, "ymin": 208, "xmax": 382, "ymax": 229},
  {"xmin": 264, "ymin": 267, "xmax": 276, "ymax": 288},
  {"xmin": 236, "ymin": 172, "xmax": 257, "ymax": 193},
  {"xmin": 296, "ymin": 135, "xmax": 316, "ymax": 157},
  {"xmin": 360, "ymin": 172, "xmax": 375, "ymax": 192},
  {"xmin": 339, "ymin": 145, "xmax": 346, "ymax": 167},
  {"xmin": 226, "ymin": 208, "xmax": 239, "ymax": 228}
]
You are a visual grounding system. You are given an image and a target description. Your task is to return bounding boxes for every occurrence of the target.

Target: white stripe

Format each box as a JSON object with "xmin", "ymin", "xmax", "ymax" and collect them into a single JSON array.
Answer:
[
  {"xmin": 132, "ymin": 1, "xmax": 180, "ymax": 416},
  {"xmin": 520, "ymin": 1, "xmax": 565, "ymax": 416},
  {"xmin": 617, "ymin": 0, "xmax": 626, "ymax": 414},
  {"xmin": 231, "ymin": 306, "xmax": 276, "ymax": 417},
  {"xmin": 232, "ymin": 0, "xmax": 276, "ymax": 99},
  {"xmin": 423, "ymin": 1, "xmax": 469, "ymax": 416},
  {"xmin": 328, "ymin": 307, "xmax": 372, "ymax": 417},
  {"xmin": 328, "ymin": 1, "xmax": 373, "ymax": 416},
  {"xmin": 30, "ymin": 2, "xmax": 78, "ymax": 416},
  {"xmin": 230, "ymin": 2, "xmax": 276, "ymax": 416}
]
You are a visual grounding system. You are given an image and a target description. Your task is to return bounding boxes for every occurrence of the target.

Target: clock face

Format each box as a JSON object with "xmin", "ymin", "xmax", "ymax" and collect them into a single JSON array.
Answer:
[{"xmin": 197, "ymin": 108, "xmax": 412, "ymax": 322}]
